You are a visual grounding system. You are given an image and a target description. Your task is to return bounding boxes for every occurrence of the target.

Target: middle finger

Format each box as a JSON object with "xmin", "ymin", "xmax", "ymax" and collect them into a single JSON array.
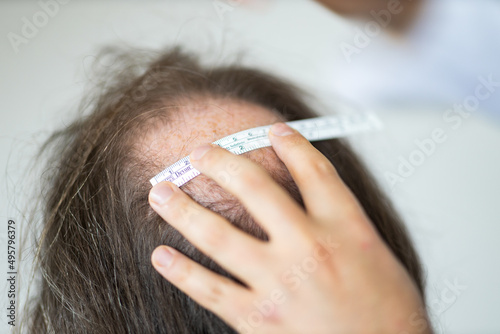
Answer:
[{"xmin": 189, "ymin": 144, "xmax": 308, "ymax": 240}]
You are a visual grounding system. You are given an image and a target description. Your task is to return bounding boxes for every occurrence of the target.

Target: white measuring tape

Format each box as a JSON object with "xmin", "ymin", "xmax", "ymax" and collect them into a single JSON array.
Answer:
[{"xmin": 149, "ymin": 112, "xmax": 382, "ymax": 187}]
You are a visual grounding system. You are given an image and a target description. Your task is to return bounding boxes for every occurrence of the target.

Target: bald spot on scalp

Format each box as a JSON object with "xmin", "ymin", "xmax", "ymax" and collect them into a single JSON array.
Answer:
[{"xmin": 140, "ymin": 98, "xmax": 303, "ymax": 239}]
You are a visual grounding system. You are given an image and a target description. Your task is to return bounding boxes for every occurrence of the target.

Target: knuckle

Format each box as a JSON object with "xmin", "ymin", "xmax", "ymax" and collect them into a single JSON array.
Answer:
[
  {"xmin": 235, "ymin": 166, "xmax": 269, "ymax": 191},
  {"xmin": 199, "ymin": 280, "xmax": 229, "ymax": 309},
  {"xmin": 170, "ymin": 198, "xmax": 203, "ymax": 225},
  {"xmin": 195, "ymin": 222, "xmax": 227, "ymax": 251},
  {"xmin": 168, "ymin": 255, "xmax": 192, "ymax": 283},
  {"xmin": 200, "ymin": 146, "xmax": 225, "ymax": 166},
  {"xmin": 350, "ymin": 220, "xmax": 379, "ymax": 251},
  {"xmin": 357, "ymin": 233, "xmax": 379, "ymax": 253},
  {"xmin": 168, "ymin": 196, "xmax": 189, "ymax": 221},
  {"xmin": 342, "ymin": 200, "xmax": 364, "ymax": 219},
  {"xmin": 204, "ymin": 282, "xmax": 226, "ymax": 305},
  {"xmin": 308, "ymin": 159, "xmax": 336, "ymax": 179},
  {"xmin": 214, "ymin": 159, "xmax": 244, "ymax": 187}
]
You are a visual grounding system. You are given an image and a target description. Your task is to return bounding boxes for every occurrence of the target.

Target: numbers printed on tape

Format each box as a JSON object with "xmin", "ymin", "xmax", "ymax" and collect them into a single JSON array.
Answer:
[{"xmin": 150, "ymin": 112, "xmax": 382, "ymax": 187}]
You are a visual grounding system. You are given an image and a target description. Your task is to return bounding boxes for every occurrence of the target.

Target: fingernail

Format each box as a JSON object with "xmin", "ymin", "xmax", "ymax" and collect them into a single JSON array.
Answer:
[
  {"xmin": 150, "ymin": 182, "xmax": 174, "ymax": 206},
  {"xmin": 270, "ymin": 122, "xmax": 294, "ymax": 136},
  {"xmin": 153, "ymin": 246, "xmax": 174, "ymax": 268},
  {"xmin": 190, "ymin": 144, "xmax": 213, "ymax": 161}
]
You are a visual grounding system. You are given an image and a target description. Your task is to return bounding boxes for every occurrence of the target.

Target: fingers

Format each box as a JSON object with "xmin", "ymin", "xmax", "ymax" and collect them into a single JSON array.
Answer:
[
  {"xmin": 149, "ymin": 181, "xmax": 267, "ymax": 282},
  {"xmin": 151, "ymin": 245, "xmax": 251, "ymax": 327},
  {"xmin": 268, "ymin": 122, "xmax": 364, "ymax": 223},
  {"xmin": 189, "ymin": 144, "xmax": 308, "ymax": 240}
]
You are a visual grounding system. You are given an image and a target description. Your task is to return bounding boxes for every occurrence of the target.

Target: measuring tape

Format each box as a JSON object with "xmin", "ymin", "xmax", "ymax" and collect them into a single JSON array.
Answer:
[{"xmin": 149, "ymin": 112, "xmax": 382, "ymax": 187}]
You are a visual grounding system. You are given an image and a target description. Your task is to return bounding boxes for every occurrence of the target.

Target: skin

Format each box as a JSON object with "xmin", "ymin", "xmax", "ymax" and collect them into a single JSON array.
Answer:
[
  {"xmin": 146, "ymin": 102, "xmax": 433, "ymax": 333},
  {"xmin": 141, "ymin": 99, "xmax": 299, "ymax": 221},
  {"xmin": 313, "ymin": 0, "xmax": 423, "ymax": 33}
]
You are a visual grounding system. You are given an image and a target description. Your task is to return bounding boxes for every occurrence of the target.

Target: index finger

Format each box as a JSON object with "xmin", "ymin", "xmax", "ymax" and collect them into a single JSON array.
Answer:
[{"xmin": 268, "ymin": 122, "xmax": 365, "ymax": 222}]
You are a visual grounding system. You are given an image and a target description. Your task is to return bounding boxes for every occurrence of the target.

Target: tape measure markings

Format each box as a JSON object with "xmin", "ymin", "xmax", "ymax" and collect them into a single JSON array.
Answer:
[{"xmin": 149, "ymin": 112, "xmax": 382, "ymax": 187}]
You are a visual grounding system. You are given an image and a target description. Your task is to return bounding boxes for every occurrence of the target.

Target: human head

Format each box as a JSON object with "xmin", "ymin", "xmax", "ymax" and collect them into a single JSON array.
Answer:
[{"xmin": 27, "ymin": 47, "xmax": 424, "ymax": 333}]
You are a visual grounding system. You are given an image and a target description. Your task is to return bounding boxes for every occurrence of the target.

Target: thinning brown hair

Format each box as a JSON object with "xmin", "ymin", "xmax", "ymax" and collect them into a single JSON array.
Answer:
[{"xmin": 26, "ymin": 47, "xmax": 425, "ymax": 333}]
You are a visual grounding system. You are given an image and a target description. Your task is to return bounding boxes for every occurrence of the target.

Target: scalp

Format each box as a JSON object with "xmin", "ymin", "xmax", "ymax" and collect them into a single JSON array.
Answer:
[{"xmin": 134, "ymin": 96, "xmax": 303, "ymax": 239}]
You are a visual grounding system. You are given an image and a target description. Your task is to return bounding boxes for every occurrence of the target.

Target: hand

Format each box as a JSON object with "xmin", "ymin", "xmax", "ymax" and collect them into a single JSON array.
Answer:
[{"xmin": 148, "ymin": 122, "xmax": 432, "ymax": 334}]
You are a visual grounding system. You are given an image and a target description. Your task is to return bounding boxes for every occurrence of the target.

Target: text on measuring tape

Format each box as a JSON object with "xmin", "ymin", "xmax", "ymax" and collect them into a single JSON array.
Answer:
[{"xmin": 149, "ymin": 112, "xmax": 382, "ymax": 187}]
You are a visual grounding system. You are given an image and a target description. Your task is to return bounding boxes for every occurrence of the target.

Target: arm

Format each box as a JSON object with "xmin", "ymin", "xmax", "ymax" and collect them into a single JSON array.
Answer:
[{"xmin": 313, "ymin": 0, "xmax": 423, "ymax": 32}]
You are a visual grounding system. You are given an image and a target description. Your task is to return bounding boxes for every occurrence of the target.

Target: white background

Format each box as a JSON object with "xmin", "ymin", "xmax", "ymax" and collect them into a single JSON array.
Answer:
[{"xmin": 1, "ymin": 1, "xmax": 499, "ymax": 333}]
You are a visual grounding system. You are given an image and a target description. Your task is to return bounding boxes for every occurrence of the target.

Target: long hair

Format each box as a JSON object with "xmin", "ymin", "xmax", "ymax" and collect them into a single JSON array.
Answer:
[{"xmin": 25, "ymin": 47, "xmax": 425, "ymax": 333}]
